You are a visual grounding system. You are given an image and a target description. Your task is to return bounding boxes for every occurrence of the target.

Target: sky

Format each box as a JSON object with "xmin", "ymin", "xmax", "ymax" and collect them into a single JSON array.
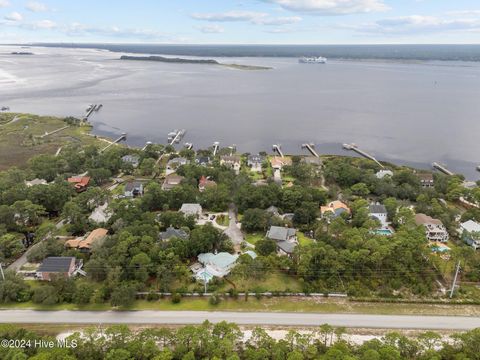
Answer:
[{"xmin": 1, "ymin": 0, "xmax": 480, "ymax": 44}]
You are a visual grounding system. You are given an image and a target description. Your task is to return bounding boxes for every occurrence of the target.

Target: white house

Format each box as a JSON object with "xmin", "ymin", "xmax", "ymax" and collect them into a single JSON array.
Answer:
[
  {"xmin": 220, "ymin": 155, "xmax": 241, "ymax": 174},
  {"xmin": 459, "ymin": 220, "xmax": 480, "ymax": 250},
  {"xmin": 415, "ymin": 213, "xmax": 449, "ymax": 243},
  {"xmin": 369, "ymin": 204, "xmax": 388, "ymax": 228},
  {"xmin": 179, "ymin": 203, "xmax": 203, "ymax": 218}
]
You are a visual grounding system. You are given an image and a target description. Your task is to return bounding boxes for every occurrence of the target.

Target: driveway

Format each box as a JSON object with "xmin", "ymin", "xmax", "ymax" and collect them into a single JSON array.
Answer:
[{"xmin": 223, "ymin": 204, "xmax": 244, "ymax": 251}]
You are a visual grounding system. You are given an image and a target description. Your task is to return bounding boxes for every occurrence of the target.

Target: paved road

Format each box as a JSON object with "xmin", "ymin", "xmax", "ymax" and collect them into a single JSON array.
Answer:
[{"xmin": 1, "ymin": 311, "xmax": 479, "ymax": 330}]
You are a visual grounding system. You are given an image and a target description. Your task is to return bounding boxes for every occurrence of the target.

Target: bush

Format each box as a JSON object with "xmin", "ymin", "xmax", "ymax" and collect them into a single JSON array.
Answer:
[
  {"xmin": 209, "ymin": 293, "xmax": 221, "ymax": 306},
  {"xmin": 146, "ymin": 291, "xmax": 160, "ymax": 301},
  {"xmin": 171, "ymin": 293, "xmax": 181, "ymax": 304}
]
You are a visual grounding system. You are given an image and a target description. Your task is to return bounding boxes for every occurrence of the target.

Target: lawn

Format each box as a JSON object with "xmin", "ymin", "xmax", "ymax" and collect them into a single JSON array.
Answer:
[
  {"xmin": 245, "ymin": 233, "xmax": 263, "ymax": 245},
  {"xmin": 221, "ymin": 273, "xmax": 304, "ymax": 293},
  {"xmin": 297, "ymin": 232, "xmax": 314, "ymax": 246},
  {"xmin": 3, "ymin": 298, "xmax": 480, "ymax": 316}
]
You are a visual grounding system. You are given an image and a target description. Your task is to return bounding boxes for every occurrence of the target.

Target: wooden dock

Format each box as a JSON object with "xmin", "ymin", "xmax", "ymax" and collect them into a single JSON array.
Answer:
[
  {"xmin": 342, "ymin": 143, "xmax": 384, "ymax": 168},
  {"xmin": 212, "ymin": 142, "xmax": 220, "ymax": 156},
  {"xmin": 432, "ymin": 162, "xmax": 454, "ymax": 176},
  {"xmin": 272, "ymin": 144, "xmax": 284, "ymax": 158},
  {"xmin": 100, "ymin": 133, "xmax": 127, "ymax": 152},
  {"xmin": 167, "ymin": 129, "xmax": 186, "ymax": 145},
  {"xmin": 302, "ymin": 143, "xmax": 319, "ymax": 158}
]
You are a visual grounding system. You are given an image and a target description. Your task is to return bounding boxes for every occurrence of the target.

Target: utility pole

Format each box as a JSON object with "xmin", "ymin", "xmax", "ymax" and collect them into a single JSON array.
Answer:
[
  {"xmin": 449, "ymin": 261, "xmax": 461, "ymax": 299},
  {"xmin": 0, "ymin": 263, "xmax": 5, "ymax": 281}
]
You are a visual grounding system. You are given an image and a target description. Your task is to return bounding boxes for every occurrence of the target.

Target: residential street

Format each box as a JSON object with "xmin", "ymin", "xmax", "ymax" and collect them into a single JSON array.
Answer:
[{"xmin": 1, "ymin": 310, "xmax": 479, "ymax": 330}]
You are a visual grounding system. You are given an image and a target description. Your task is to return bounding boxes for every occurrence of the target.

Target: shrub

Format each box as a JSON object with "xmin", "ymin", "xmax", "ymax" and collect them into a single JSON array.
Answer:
[{"xmin": 171, "ymin": 293, "xmax": 181, "ymax": 304}]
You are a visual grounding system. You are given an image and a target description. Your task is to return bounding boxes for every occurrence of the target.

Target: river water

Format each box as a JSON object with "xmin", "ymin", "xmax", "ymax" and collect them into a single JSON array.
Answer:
[{"xmin": 1, "ymin": 45, "xmax": 479, "ymax": 179}]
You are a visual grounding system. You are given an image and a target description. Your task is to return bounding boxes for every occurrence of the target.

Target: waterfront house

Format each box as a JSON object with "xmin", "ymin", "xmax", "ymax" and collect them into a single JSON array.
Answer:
[
  {"xmin": 247, "ymin": 154, "xmax": 265, "ymax": 172},
  {"xmin": 376, "ymin": 170, "xmax": 393, "ymax": 179},
  {"xmin": 320, "ymin": 200, "xmax": 351, "ymax": 219},
  {"xmin": 124, "ymin": 181, "xmax": 144, "ymax": 198},
  {"xmin": 459, "ymin": 220, "xmax": 480, "ymax": 250},
  {"xmin": 166, "ymin": 157, "xmax": 190, "ymax": 175},
  {"xmin": 195, "ymin": 156, "xmax": 211, "ymax": 167},
  {"xmin": 179, "ymin": 203, "xmax": 203, "ymax": 218},
  {"xmin": 418, "ymin": 173, "xmax": 434, "ymax": 188},
  {"xmin": 159, "ymin": 226, "xmax": 189, "ymax": 241},
  {"xmin": 220, "ymin": 155, "xmax": 241, "ymax": 173},
  {"xmin": 270, "ymin": 156, "xmax": 292, "ymax": 171},
  {"xmin": 369, "ymin": 204, "xmax": 389, "ymax": 228},
  {"xmin": 65, "ymin": 228, "xmax": 108, "ymax": 253},
  {"xmin": 415, "ymin": 213, "xmax": 449, "ymax": 243},
  {"xmin": 162, "ymin": 174, "xmax": 184, "ymax": 191},
  {"xmin": 198, "ymin": 175, "xmax": 217, "ymax": 192},
  {"xmin": 36, "ymin": 257, "xmax": 78, "ymax": 281},
  {"xmin": 67, "ymin": 176, "xmax": 90, "ymax": 193},
  {"xmin": 121, "ymin": 154, "xmax": 140, "ymax": 168},
  {"xmin": 25, "ymin": 178, "xmax": 48, "ymax": 187}
]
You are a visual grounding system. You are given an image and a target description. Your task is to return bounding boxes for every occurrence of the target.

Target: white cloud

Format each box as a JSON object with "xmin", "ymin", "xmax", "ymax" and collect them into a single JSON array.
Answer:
[
  {"xmin": 191, "ymin": 10, "xmax": 302, "ymax": 26},
  {"xmin": 33, "ymin": 19, "xmax": 56, "ymax": 29},
  {"xmin": 191, "ymin": 10, "xmax": 267, "ymax": 22},
  {"xmin": 65, "ymin": 22, "xmax": 167, "ymax": 40},
  {"xmin": 260, "ymin": 0, "xmax": 389, "ymax": 15},
  {"xmin": 350, "ymin": 14, "xmax": 480, "ymax": 34},
  {"xmin": 26, "ymin": 1, "xmax": 48, "ymax": 12},
  {"xmin": 195, "ymin": 24, "xmax": 225, "ymax": 33},
  {"xmin": 0, "ymin": 0, "xmax": 10, "ymax": 8},
  {"xmin": 4, "ymin": 11, "xmax": 22, "ymax": 21}
]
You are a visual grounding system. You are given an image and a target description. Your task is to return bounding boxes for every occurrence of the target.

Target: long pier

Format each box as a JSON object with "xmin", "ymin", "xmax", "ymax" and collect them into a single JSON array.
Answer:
[
  {"xmin": 301, "ymin": 143, "xmax": 319, "ymax": 158},
  {"xmin": 83, "ymin": 104, "xmax": 102, "ymax": 122},
  {"xmin": 432, "ymin": 162, "xmax": 454, "ymax": 176},
  {"xmin": 272, "ymin": 144, "xmax": 284, "ymax": 158},
  {"xmin": 167, "ymin": 129, "xmax": 186, "ymax": 146},
  {"xmin": 39, "ymin": 125, "xmax": 70, "ymax": 138},
  {"xmin": 184, "ymin": 142, "xmax": 193, "ymax": 150},
  {"xmin": 342, "ymin": 143, "xmax": 384, "ymax": 168},
  {"xmin": 142, "ymin": 142, "xmax": 152, "ymax": 151},
  {"xmin": 100, "ymin": 133, "xmax": 127, "ymax": 152},
  {"xmin": 212, "ymin": 142, "xmax": 220, "ymax": 156}
]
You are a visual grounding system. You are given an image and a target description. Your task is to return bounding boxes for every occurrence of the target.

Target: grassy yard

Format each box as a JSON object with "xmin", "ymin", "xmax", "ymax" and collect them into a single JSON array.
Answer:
[
  {"xmin": 297, "ymin": 232, "xmax": 314, "ymax": 246},
  {"xmin": 2, "ymin": 297, "xmax": 480, "ymax": 316},
  {"xmin": 245, "ymin": 233, "xmax": 264, "ymax": 245},
  {"xmin": 221, "ymin": 273, "xmax": 304, "ymax": 293},
  {"xmin": 0, "ymin": 113, "xmax": 108, "ymax": 170}
]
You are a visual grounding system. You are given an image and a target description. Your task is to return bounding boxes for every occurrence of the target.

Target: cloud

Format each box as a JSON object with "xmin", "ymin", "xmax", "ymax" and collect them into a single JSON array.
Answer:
[
  {"xmin": 195, "ymin": 24, "xmax": 224, "ymax": 33},
  {"xmin": 191, "ymin": 10, "xmax": 267, "ymax": 22},
  {"xmin": 350, "ymin": 14, "xmax": 480, "ymax": 34},
  {"xmin": 65, "ymin": 22, "xmax": 167, "ymax": 40},
  {"xmin": 0, "ymin": 0, "xmax": 10, "ymax": 8},
  {"xmin": 26, "ymin": 1, "xmax": 48, "ymax": 12},
  {"xmin": 260, "ymin": 0, "xmax": 389, "ymax": 15},
  {"xmin": 4, "ymin": 11, "xmax": 22, "ymax": 21},
  {"xmin": 191, "ymin": 10, "xmax": 302, "ymax": 26}
]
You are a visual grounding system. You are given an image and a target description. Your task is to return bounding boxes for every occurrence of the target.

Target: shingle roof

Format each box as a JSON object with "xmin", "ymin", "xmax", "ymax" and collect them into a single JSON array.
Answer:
[
  {"xmin": 369, "ymin": 204, "xmax": 387, "ymax": 214},
  {"xmin": 159, "ymin": 227, "xmax": 189, "ymax": 241},
  {"xmin": 125, "ymin": 181, "xmax": 142, "ymax": 192},
  {"xmin": 276, "ymin": 241, "xmax": 297, "ymax": 254},
  {"xmin": 37, "ymin": 257, "xmax": 75, "ymax": 273},
  {"xmin": 198, "ymin": 252, "xmax": 238, "ymax": 269},
  {"xmin": 267, "ymin": 226, "xmax": 296, "ymax": 241}
]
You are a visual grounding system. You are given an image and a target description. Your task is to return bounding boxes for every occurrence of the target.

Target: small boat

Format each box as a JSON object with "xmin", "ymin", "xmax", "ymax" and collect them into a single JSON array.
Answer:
[{"xmin": 299, "ymin": 56, "xmax": 327, "ymax": 64}]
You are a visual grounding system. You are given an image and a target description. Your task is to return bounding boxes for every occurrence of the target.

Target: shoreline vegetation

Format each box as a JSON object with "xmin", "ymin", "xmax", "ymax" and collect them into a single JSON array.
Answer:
[{"xmin": 119, "ymin": 55, "xmax": 273, "ymax": 70}]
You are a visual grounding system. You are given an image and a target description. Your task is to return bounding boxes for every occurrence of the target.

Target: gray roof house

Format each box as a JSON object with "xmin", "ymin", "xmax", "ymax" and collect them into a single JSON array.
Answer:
[
  {"xmin": 122, "ymin": 154, "xmax": 140, "ymax": 168},
  {"xmin": 266, "ymin": 226, "xmax": 297, "ymax": 242},
  {"xmin": 369, "ymin": 204, "xmax": 388, "ymax": 228},
  {"xmin": 247, "ymin": 154, "xmax": 265, "ymax": 172},
  {"xmin": 166, "ymin": 157, "xmax": 190, "ymax": 175},
  {"xmin": 124, "ymin": 181, "xmax": 144, "ymax": 198},
  {"xmin": 159, "ymin": 226, "xmax": 189, "ymax": 241},
  {"xmin": 195, "ymin": 156, "xmax": 211, "ymax": 167},
  {"xmin": 37, "ymin": 257, "xmax": 78, "ymax": 281},
  {"xmin": 180, "ymin": 203, "xmax": 203, "ymax": 218}
]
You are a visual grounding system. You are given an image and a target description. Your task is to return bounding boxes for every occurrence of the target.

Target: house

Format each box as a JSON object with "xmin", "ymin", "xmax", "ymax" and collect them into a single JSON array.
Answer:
[
  {"xmin": 266, "ymin": 226, "xmax": 298, "ymax": 255},
  {"xmin": 198, "ymin": 176, "xmax": 217, "ymax": 192},
  {"xmin": 166, "ymin": 157, "xmax": 189, "ymax": 175},
  {"xmin": 302, "ymin": 156, "xmax": 323, "ymax": 167},
  {"xmin": 89, "ymin": 203, "xmax": 112, "ymax": 224},
  {"xmin": 25, "ymin": 178, "xmax": 48, "ymax": 187},
  {"xmin": 270, "ymin": 156, "xmax": 292, "ymax": 171},
  {"xmin": 196, "ymin": 252, "xmax": 239, "ymax": 279},
  {"xmin": 266, "ymin": 205, "xmax": 280, "ymax": 217},
  {"xmin": 67, "ymin": 176, "xmax": 90, "ymax": 192},
  {"xmin": 220, "ymin": 155, "xmax": 241, "ymax": 173},
  {"xmin": 159, "ymin": 226, "xmax": 189, "ymax": 241},
  {"xmin": 369, "ymin": 204, "xmax": 388, "ymax": 228},
  {"xmin": 179, "ymin": 203, "xmax": 203, "ymax": 218},
  {"xmin": 321, "ymin": 201, "xmax": 351, "ymax": 219},
  {"xmin": 415, "ymin": 213, "xmax": 449, "ymax": 243},
  {"xmin": 376, "ymin": 170, "xmax": 393, "ymax": 179},
  {"xmin": 65, "ymin": 228, "xmax": 108, "ymax": 252},
  {"xmin": 418, "ymin": 173, "xmax": 434, "ymax": 188},
  {"xmin": 247, "ymin": 154, "xmax": 265, "ymax": 172},
  {"xmin": 162, "ymin": 174, "xmax": 184, "ymax": 191},
  {"xmin": 121, "ymin": 154, "xmax": 140, "ymax": 168},
  {"xmin": 36, "ymin": 257, "xmax": 78, "ymax": 281},
  {"xmin": 459, "ymin": 220, "xmax": 480, "ymax": 250},
  {"xmin": 195, "ymin": 156, "xmax": 211, "ymax": 167},
  {"xmin": 124, "ymin": 181, "xmax": 144, "ymax": 198}
]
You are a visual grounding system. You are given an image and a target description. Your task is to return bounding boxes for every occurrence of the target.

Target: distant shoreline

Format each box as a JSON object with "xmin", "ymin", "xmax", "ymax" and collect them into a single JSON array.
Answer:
[{"xmin": 120, "ymin": 55, "xmax": 272, "ymax": 70}]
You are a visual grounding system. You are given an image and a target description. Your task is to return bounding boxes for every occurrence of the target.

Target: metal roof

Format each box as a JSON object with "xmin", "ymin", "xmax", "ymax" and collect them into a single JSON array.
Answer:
[{"xmin": 37, "ymin": 257, "xmax": 75, "ymax": 273}]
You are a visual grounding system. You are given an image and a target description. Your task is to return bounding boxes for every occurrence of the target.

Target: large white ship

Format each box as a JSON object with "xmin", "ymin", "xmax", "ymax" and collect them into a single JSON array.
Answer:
[{"xmin": 299, "ymin": 56, "xmax": 327, "ymax": 64}]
